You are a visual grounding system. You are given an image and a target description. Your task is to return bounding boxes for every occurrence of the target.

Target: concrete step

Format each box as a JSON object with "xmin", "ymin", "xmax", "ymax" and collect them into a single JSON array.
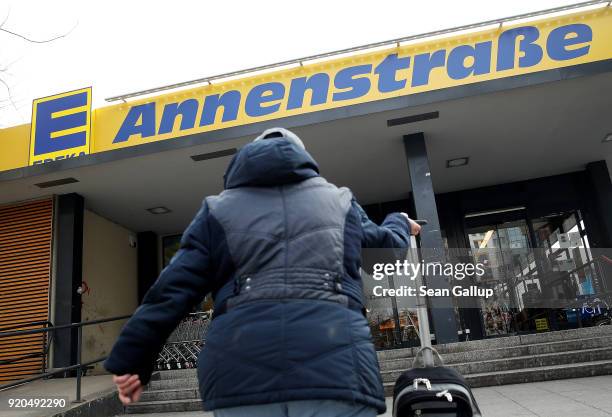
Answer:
[
  {"xmin": 140, "ymin": 388, "xmax": 200, "ymax": 402},
  {"xmin": 145, "ymin": 348, "xmax": 612, "ymax": 394},
  {"xmin": 517, "ymin": 325, "xmax": 612, "ymax": 345},
  {"xmin": 125, "ymin": 398, "xmax": 203, "ymax": 414},
  {"xmin": 378, "ymin": 335, "xmax": 612, "ymax": 371},
  {"xmin": 137, "ymin": 327, "xmax": 612, "ymax": 410},
  {"xmin": 380, "ymin": 347, "xmax": 612, "ymax": 382},
  {"xmin": 148, "ymin": 377, "xmax": 199, "ymax": 391},
  {"xmin": 466, "ymin": 358, "xmax": 612, "ymax": 387},
  {"xmin": 382, "ymin": 358, "xmax": 612, "ymax": 396},
  {"xmin": 456, "ymin": 346, "xmax": 612, "ymax": 375},
  {"xmin": 145, "ymin": 333, "xmax": 612, "ymax": 386},
  {"xmin": 376, "ymin": 325, "xmax": 612, "ymax": 361},
  {"xmin": 119, "ymin": 413, "xmax": 207, "ymax": 417},
  {"xmin": 152, "ymin": 369, "xmax": 198, "ymax": 381},
  {"xmin": 146, "ymin": 350, "xmax": 612, "ymax": 395}
]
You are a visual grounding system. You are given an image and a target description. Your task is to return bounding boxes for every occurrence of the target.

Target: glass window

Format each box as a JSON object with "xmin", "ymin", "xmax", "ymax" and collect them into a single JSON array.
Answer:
[
  {"xmin": 162, "ymin": 235, "xmax": 182, "ymax": 267},
  {"xmin": 466, "ymin": 220, "xmax": 531, "ymax": 336},
  {"xmin": 531, "ymin": 211, "xmax": 597, "ymax": 297}
]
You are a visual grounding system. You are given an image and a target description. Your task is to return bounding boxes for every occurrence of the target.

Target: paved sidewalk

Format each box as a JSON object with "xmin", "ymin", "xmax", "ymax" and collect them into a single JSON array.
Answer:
[
  {"xmin": 3, "ymin": 375, "xmax": 611, "ymax": 416},
  {"xmin": 121, "ymin": 375, "xmax": 612, "ymax": 417},
  {"xmin": 471, "ymin": 375, "xmax": 612, "ymax": 417},
  {"xmin": 0, "ymin": 374, "xmax": 116, "ymax": 417}
]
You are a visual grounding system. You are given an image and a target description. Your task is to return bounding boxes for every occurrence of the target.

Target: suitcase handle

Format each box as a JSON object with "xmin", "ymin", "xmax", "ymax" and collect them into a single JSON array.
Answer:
[{"xmin": 412, "ymin": 346, "xmax": 444, "ymax": 368}]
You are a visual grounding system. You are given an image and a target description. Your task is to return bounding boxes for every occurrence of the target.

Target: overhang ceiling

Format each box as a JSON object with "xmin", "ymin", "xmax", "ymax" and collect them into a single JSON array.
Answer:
[{"xmin": 1, "ymin": 71, "xmax": 611, "ymax": 235}]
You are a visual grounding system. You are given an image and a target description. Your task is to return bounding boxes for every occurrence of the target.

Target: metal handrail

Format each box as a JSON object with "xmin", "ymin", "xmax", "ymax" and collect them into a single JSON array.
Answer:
[
  {"xmin": 105, "ymin": 0, "xmax": 610, "ymax": 102},
  {"xmin": 0, "ymin": 357, "xmax": 106, "ymax": 391},
  {"xmin": 0, "ymin": 315, "xmax": 131, "ymax": 402},
  {"xmin": 0, "ymin": 315, "xmax": 131, "ymax": 338},
  {"xmin": 0, "ymin": 321, "xmax": 54, "ymax": 370},
  {"xmin": 0, "ymin": 320, "xmax": 53, "ymax": 333}
]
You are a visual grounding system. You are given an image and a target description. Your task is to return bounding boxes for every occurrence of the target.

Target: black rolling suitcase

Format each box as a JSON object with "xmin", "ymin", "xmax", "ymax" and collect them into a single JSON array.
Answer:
[
  {"xmin": 392, "ymin": 228, "xmax": 481, "ymax": 417},
  {"xmin": 392, "ymin": 348, "xmax": 481, "ymax": 416}
]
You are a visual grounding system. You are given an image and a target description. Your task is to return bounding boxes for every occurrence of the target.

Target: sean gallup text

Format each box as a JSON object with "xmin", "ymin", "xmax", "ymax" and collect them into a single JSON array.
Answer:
[{"xmin": 372, "ymin": 285, "xmax": 494, "ymax": 299}]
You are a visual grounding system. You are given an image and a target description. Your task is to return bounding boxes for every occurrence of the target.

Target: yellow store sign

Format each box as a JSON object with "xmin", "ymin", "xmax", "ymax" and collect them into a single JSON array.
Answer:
[
  {"xmin": 29, "ymin": 88, "xmax": 92, "ymax": 166},
  {"xmin": 1, "ymin": 6, "xmax": 611, "ymax": 172},
  {"xmin": 92, "ymin": 8, "xmax": 612, "ymax": 153}
]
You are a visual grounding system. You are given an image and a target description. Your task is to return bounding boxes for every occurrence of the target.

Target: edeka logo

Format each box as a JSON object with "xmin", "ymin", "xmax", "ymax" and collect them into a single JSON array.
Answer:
[
  {"xmin": 29, "ymin": 87, "xmax": 92, "ymax": 166},
  {"xmin": 112, "ymin": 23, "xmax": 592, "ymax": 144}
]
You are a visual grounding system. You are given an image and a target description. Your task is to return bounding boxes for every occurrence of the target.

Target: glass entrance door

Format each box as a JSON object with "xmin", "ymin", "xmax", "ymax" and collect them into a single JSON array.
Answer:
[
  {"xmin": 531, "ymin": 211, "xmax": 609, "ymax": 329},
  {"xmin": 467, "ymin": 219, "xmax": 531, "ymax": 336},
  {"xmin": 465, "ymin": 209, "xmax": 611, "ymax": 337}
]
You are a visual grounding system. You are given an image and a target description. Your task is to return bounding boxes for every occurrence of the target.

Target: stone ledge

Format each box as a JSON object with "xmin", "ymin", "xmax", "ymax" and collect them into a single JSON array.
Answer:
[{"xmin": 50, "ymin": 388, "xmax": 123, "ymax": 417}]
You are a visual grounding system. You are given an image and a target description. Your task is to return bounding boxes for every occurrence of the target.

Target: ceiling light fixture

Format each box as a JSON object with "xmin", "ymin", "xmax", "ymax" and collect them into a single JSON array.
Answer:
[
  {"xmin": 446, "ymin": 157, "xmax": 469, "ymax": 168},
  {"xmin": 147, "ymin": 206, "xmax": 172, "ymax": 215},
  {"xmin": 603, "ymin": 133, "xmax": 612, "ymax": 143}
]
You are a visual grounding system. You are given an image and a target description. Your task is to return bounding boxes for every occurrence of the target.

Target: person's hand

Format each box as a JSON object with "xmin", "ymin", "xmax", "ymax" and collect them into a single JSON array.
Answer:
[
  {"xmin": 113, "ymin": 374, "xmax": 143, "ymax": 405},
  {"xmin": 400, "ymin": 213, "xmax": 421, "ymax": 236},
  {"xmin": 409, "ymin": 218, "xmax": 421, "ymax": 236}
]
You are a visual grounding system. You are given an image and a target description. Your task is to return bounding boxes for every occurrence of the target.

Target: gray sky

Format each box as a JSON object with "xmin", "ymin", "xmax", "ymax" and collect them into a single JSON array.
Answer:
[{"xmin": 0, "ymin": 0, "xmax": 585, "ymax": 127}]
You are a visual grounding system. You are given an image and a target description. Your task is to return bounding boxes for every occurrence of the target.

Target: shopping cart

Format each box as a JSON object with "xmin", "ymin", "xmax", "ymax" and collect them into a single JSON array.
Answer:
[{"xmin": 156, "ymin": 311, "xmax": 212, "ymax": 370}]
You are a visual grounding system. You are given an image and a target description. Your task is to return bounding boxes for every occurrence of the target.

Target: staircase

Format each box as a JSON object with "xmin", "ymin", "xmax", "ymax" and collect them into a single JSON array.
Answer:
[
  {"xmin": 127, "ymin": 372, "xmax": 201, "ymax": 414},
  {"xmin": 379, "ymin": 325, "xmax": 612, "ymax": 395},
  {"xmin": 121, "ymin": 325, "xmax": 612, "ymax": 414}
]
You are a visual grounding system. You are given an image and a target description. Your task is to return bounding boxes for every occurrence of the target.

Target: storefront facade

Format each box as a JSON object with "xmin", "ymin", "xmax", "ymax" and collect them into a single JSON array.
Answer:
[
  {"xmin": 363, "ymin": 168, "xmax": 612, "ymax": 347},
  {"xmin": 1, "ymin": 4, "xmax": 612, "ymax": 380}
]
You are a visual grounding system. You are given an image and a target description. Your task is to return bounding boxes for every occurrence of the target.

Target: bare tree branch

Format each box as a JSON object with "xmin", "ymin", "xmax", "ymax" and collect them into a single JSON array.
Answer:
[
  {"xmin": 0, "ymin": 6, "xmax": 10, "ymax": 28},
  {"xmin": 0, "ymin": 6, "xmax": 78, "ymax": 124},
  {"xmin": 0, "ymin": 75, "xmax": 19, "ymax": 113},
  {"xmin": 0, "ymin": 21, "xmax": 78, "ymax": 44},
  {"xmin": 0, "ymin": 56, "xmax": 23, "ymax": 73}
]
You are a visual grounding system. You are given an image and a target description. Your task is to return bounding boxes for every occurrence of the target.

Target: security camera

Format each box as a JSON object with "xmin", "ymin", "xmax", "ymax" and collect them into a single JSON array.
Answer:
[{"xmin": 128, "ymin": 235, "xmax": 137, "ymax": 248}]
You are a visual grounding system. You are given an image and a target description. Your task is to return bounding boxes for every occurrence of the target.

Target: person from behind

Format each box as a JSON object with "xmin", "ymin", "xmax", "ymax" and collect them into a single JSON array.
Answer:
[{"xmin": 105, "ymin": 127, "xmax": 421, "ymax": 416}]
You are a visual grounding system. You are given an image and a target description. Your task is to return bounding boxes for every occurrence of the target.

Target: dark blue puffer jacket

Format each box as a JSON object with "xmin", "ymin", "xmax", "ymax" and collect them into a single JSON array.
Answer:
[{"xmin": 104, "ymin": 137, "xmax": 411, "ymax": 413}]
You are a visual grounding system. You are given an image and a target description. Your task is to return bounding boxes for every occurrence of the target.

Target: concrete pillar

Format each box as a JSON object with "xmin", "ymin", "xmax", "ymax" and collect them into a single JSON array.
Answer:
[
  {"xmin": 404, "ymin": 132, "xmax": 459, "ymax": 344},
  {"xmin": 52, "ymin": 193, "xmax": 84, "ymax": 369},
  {"xmin": 586, "ymin": 161, "xmax": 612, "ymax": 247}
]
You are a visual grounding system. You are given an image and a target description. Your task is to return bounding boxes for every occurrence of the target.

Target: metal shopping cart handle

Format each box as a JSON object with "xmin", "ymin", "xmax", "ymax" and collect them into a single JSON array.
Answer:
[{"xmin": 408, "ymin": 219, "xmax": 437, "ymax": 368}]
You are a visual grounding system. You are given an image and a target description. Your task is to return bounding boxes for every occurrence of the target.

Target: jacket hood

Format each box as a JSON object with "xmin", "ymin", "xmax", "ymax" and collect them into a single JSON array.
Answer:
[{"xmin": 223, "ymin": 138, "xmax": 320, "ymax": 189}]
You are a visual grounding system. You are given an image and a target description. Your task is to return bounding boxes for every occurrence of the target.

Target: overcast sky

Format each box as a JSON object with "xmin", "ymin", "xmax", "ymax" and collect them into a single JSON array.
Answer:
[{"xmin": 0, "ymin": 0, "xmax": 586, "ymax": 127}]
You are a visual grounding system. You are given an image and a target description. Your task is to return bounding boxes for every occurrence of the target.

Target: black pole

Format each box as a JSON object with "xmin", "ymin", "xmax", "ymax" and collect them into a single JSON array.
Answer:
[
  {"xmin": 387, "ymin": 275, "xmax": 403, "ymax": 346},
  {"xmin": 54, "ymin": 193, "xmax": 84, "ymax": 369},
  {"xmin": 75, "ymin": 325, "xmax": 83, "ymax": 403},
  {"xmin": 138, "ymin": 232, "xmax": 159, "ymax": 303},
  {"xmin": 403, "ymin": 133, "xmax": 458, "ymax": 344}
]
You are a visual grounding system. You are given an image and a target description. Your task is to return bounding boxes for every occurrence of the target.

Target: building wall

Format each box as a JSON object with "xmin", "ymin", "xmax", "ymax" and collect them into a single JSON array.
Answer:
[{"xmin": 81, "ymin": 210, "xmax": 138, "ymax": 373}]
